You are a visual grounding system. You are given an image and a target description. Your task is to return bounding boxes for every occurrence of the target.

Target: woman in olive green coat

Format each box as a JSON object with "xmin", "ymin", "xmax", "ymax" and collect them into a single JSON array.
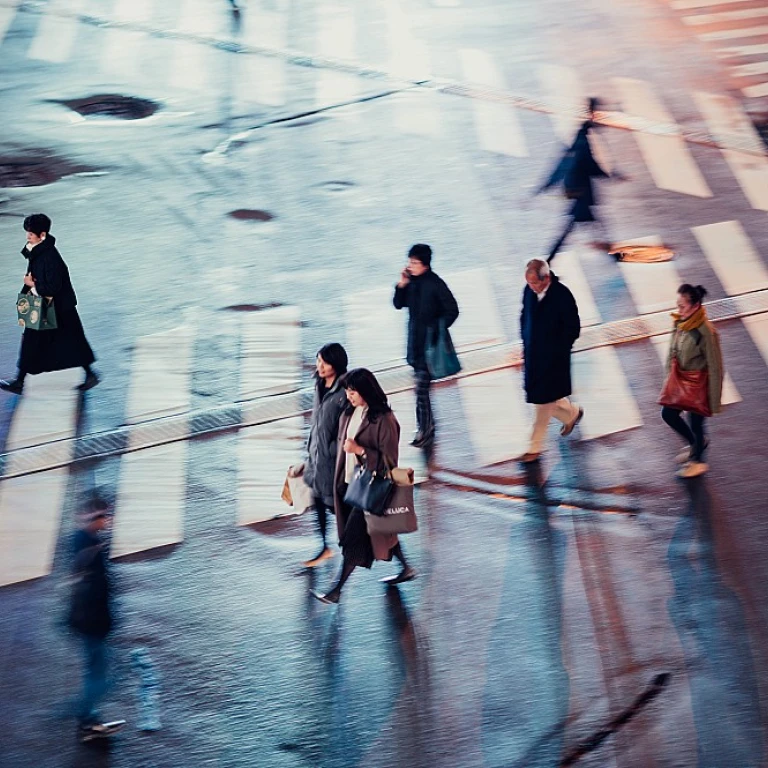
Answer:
[{"xmin": 661, "ymin": 284, "xmax": 724, "ymax": 478}]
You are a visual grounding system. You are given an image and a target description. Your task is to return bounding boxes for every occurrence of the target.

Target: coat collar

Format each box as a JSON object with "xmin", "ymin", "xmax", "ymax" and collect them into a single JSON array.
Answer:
[{"xmin": 21, "ymin": 234, "xmax": 56, "ymax": 259}]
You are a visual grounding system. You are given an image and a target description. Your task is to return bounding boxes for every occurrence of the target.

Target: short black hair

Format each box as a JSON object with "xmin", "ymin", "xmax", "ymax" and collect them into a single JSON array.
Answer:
[
  {"xmin": 316, "ymin": 342, "xmax": 348, "ymax": 377},
  {"xmin": 678, "ymin": 283, "xmax": 708, "ymax": 305},
  {"xmin": 23, "ymin": 213, "xmax": 51, "ymax": 236},
  {"xmin": 408, "ymin": 243, "xmax": 432, "ymax": 267}
]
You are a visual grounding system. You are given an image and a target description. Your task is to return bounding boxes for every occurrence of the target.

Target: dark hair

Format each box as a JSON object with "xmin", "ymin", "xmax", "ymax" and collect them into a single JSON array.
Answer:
[
  {"xmin": 678, "ymin": 283, "xmax": 708, "ymax": 305},
  {"xmin": 587, "ymin": 96, "xmax": 601, "ymax": 114},
  {"xmin": 23, "ymin": 213, "xmax": 51, "ymax": 236},
  {"xmin": 316, "ymin": 342, "xmax": 348, "ymax": 378},
  {"xmin": 343, "ymin": 368, "xmax": 390, "ymax": 421},
  {"xmin": 408, "ymin": 243, "xmax": 432, "ymax": 268}
]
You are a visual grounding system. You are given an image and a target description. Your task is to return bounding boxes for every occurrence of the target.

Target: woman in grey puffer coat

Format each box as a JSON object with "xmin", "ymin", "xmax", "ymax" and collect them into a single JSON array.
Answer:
[{"xmin": 302, "ymin": 343, "xmax": 349, "ymax": 567}]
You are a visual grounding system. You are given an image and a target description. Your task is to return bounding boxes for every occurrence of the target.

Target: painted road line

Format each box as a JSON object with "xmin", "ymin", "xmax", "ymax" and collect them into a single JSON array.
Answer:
[
  {"xmin": 168, "ymin": 38, "xmax": 213, "ymax": 92},
  {"xmin": 616, "ymin": 235, "xmax": 681, "ymax": 315},
  {"xmin": 449, "ymin": 268, "xmax": 506, "ymax": 349},
  {"xmin": 238, "ymin": 3, "xmax": 287, "ymax": 107},
  {"xmin": 0, "ymin": 468, "xmax": 71, "ymax": 586},
  {"xmin": 111, "ymin": 325, "xmax": 194, "ymax": 558},
  {"xmin": 344, "ymin": 286, "xmax": 406, "ymax": 369},
  {"xmin": 537, "ymin": 64, "xmax": 585, "ymax": 144},
  {"xmin": 742, "ymin": 314, "xmax": 768, "ymax": 368},
  {"xmin": 672, "ymin": 0, "xmax": 765, "ymax": 9},
  {"xmin": 743, "ymin": 82, "xmax": 768, "ymax": 97},
  {"xmin": 99, "ymin": 0, "xmax": 153, "ymax": 81},
  {"xmin": 389, "ymin": 390, "xmax": 428, "ymax": 483},
  {"xmin": 572, "ymin": 347, "xmax": 643, "ymax": 440},
  {"xmin": 694, "ymin": 92, "xmax": 768, "ymax": 211},
  {"xmin": 175, "ymin": 0, "xmax": 215, "ymax": 35},
  {"xmin": 28, "ymin": 0, "xmax": 88, "ymax": 63},
  {"xmin": 239, "ymin": 306, "xmax": 301, "ymax": 400},
  {"xmin": 237, "ymin": 305, "xmax": 304, "ymax": 526},
  {"xmin": 683, "ymin": 7, "xmax": 768, "ymax": 24},
  {"xmin": 698, "ymin": 24, "xmax": 768, "ymax": 41},
  {"xmin": 715, "ymin": 42, "xmax": 768, "ymax": 57},
  {"xmin": 0, "ymin": 369, "xmax": 81, "ymax": 586},
  {"xmin": 692, "ymin": 220, "xmax": 768, "ymax": 295},
  {"xmin": 0, "ymin": 0, "xmax": 20, "ymax": 47},
  {"xmin": 614, "ymin": 78, "xmax": 711, "ymax": 198},
  {"xmin": 113, "ymin": 0, "xmax": 153, "ymax": 23},
  {"xmin": 552, "ymin": 248, "xmax": 603, "ymax": 328},
  {"xmin": 730, "ymin": 61, "xmax": 768, "ymax": 76},
  {"xmin": 316, "ymin": 7, "xmax": 357, "ymax": 106},
  {"xmin": 650, "ymin": 335, "xmax": 741, "ymax": 405},
  {"xmin": 460, "ymin": 49, "xmax": 528, "ymax": 157},
  {"xmin": 458, "ymin": 368, "xmax": 532, "ymax": 464}
]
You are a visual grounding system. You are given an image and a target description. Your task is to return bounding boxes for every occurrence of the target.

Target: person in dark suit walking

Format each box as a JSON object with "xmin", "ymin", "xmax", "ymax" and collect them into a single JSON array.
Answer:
[
  {"xmin": 1, "ymin": 214, "xmax": 98, "ymax": 395},
  {"xmin": 517, "ymin": 259, "xmax": 583, "ymax": 463},
  {"xmin": 393, "ymin": 244, "xmax": 459, "ymax": 448}
]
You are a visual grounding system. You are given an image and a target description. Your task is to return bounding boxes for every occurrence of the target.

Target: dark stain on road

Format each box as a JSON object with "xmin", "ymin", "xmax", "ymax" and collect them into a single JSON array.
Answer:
[
  {"xmin": 220, "ymin": 302, "xmax": 284, "ymax": 312},
  {"xmin": 56, "ymin": 94, "xmax": 161, "ymax": 120},
  {"xmin": 317, "ymin": 180, "xmax": 356, "ymax": 194},
  {"xmin": 0, "ymin": 149, "xmax": 96, "ymax": 188},
  {"xmin": 228, "ymin": 209, "xmax": 275, "ymax": 222}
]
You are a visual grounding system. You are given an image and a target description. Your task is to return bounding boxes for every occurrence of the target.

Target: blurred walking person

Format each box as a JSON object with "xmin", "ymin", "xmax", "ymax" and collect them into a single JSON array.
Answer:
[
  {"xmin": 1, "ymin": 214, "xmax": 98, "ymax": 395},
  {"xmin": 534, "ymin": 98, "xmax": 623, "ymax": 263},
  {"xmin": 660, "ymin": 284, "xmax": 723, "ymax": 478},
  {"xmin": 312, "ymin": 368, "xmax": 415, "ymax": 604},
  {"xmin": 517, "ymin": 259, "xmax": 583, "ymax": 463},
  {"xmin": 67, "ymin": 498, "xmax": 125, "ymax": 742},
  {"xmin": 393, "ymin": 244, "xmax": 459, "ymax": 448},
  {"xmin": 301, "ymin": 342, "xmax": 349, "ymax": 567}
]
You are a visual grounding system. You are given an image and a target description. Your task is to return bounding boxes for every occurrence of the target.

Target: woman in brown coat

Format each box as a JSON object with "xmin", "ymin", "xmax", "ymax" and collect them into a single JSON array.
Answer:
[{"xmin": 312, "ymin": 368, "xmax": 416, "ymax": 604}]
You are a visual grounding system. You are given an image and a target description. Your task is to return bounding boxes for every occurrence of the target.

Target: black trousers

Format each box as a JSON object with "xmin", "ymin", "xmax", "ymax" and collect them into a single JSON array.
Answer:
[
  {"xmin": 414, "ymin": 367, "xmax": 434, "ymax": 436},
  {"xmin": 313, "ymin": 497, "xmax": 333, "ymax": 548},
  {"xmin": 661, "ymin": 407, "xmax": 707, "ymax": 461}
]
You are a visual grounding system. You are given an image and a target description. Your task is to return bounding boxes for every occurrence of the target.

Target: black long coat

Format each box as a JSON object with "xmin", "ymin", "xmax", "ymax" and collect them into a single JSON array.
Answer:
[
  {"xmin": 540, "ymin": 121, "xmax": 609, "ymax": 222},
  {"xmin": 68, "ymin": 529, "xmax": 113, "ymax": 639},
  {"xmin": 17, "ymin": 235, "xmax": 95, "ymax": 375},
  {"xmin": 393, "ymin": 270, "xmax": 459, "ymax": 369},
  {"xmin": 303, "ymin": 376, "xmax": 347, "ymax": 506},
  {"xmin": 520, "ymin": 275, "xmax": 580, "ymax": 404}
]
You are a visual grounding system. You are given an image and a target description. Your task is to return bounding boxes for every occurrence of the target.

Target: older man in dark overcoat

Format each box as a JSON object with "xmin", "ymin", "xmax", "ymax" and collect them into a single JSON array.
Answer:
[{"xmin": 518, "ymin": 259, "xmax": 583, "ymax": 463}]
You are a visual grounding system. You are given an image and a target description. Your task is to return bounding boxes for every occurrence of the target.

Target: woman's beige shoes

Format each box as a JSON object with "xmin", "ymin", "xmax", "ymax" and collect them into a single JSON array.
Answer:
[{"xmin": 303, "ymin": 547, "xmax": 334, "ymax": 568}]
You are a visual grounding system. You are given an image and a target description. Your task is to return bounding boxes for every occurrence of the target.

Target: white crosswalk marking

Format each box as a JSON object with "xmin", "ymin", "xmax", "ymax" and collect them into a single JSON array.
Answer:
[
  {"xmin": 617, "ymin": 235, "xmax": 681, "ymax": 315},
  {"xmin": 537, "ymin": 64, "xmax": 586, "ymax": 144},
  {"xmin": 316, "ymin": 6, "xmax": 358, "ymax": 106},
  {"xmin": 112, "ymin": 324, "xmax": 194, "ymax": 558},
  {"xmin": 237, "ymin": 307, "xmax": 304, "ymax": 526},
  {"xmin": 742, "ymin": 314, "xmax": 768, "ymax": 368},
  {"xmin": 672, "ymin": 0, "xmax": 764, "ymax": 8},
  {"xmin": 694, "ymin": 92, "xmax": 768, "ymax": 211},
  {"xmin": 572, "ymin": 347, "xmax": 643, "ymax": 440},
  {"xmin": 28, "ymin": 0, "xmax": 88, "ymax": 63},
  {"xmin": 614, "ymin": 78, "xmax": 712, "ymax": 197},
  {"xmin": 683, "ymin": 7, "xmax": 768, "ymax": 24},
  {"xmin": 743, "ymin": 82, "xmax": 768, "ymax": 98},
  {"xmin": 650, "ymin": 334, "xmax": 741, "ymax": 405},
  {"xmin": 237, "ymin": 2, "xmax": 287, "ymax": 108},
  {"xmin": 0, "ymin": 370, "xmax": 81, "ymax": 586},
  {"xmin": 449, "ymin": 268, "xmax": 506, "ymax": 349},
  {"xmin": 699, "ymin": 24, "xmax": 768, "ymax": 41},
  {"xmin": 730, "ymin": 61, "xmax": 768, "ymax": 77},
  {"xmin": 458, "ymin": 369, "xmax": 532, "ymax": 464},
  {"xmin": 715, "ymin": 42, "xmax": 768, "ymax": 57},
  {"xmin": 617, "ymin": 91, "xmax": 693, "ymax": 194},
  {"xmin": 460, "ymin": 49, "xmax": 528, "ymax": 157},
  {"xmin": 691, "ymin": 220, "xmax": 768, "ymax": 295},
  {"xmin": 175, "ymin": 0, "xmax": 216, "ymax": 35},
  {"xmin": 388, "ymin": 390, "xmax": 428, "ymax": 482},
  {"xmin": 552, "ymin": 249, "xmax": 603, "ymax": 328},
  {"xmin": 168, "ymin": 38, "xmax": 214, "ymax": 93},
  {"xmin": 100, "ymin": 0, "xmax": 153, "ymax": 83},
  {"xmin": 0, "ymin": 0, "xmax": 19, "ymax": 47}
]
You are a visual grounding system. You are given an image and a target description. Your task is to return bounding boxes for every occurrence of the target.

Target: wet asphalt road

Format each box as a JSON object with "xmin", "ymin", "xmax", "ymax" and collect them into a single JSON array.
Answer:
[{"xmin": 2, "ymin": 0, "xmax": 768, "ymax": 765}]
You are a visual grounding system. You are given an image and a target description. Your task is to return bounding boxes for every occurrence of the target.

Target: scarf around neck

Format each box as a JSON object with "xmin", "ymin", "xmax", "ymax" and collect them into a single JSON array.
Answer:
[{"xmin": 672, "ymin": 304, "xmax": 707, "ymax": 332}]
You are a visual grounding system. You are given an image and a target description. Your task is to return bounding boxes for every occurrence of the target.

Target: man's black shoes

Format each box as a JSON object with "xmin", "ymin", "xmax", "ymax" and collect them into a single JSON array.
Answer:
[{"xmin": 0, "ymin": 379, "xmax": 24, "ymax": 395}]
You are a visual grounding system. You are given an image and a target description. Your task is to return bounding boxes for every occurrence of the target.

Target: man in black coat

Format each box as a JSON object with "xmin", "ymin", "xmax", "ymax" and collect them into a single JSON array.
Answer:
[
  {"xmin": 518, "ymin": 259, "xmax": 583, "ymax": 463},
  {"xmin": 1, "ymin": 213, "xmax": 98, "ymax": 395},
  {"xmin": 68, "ymin": 498, "xmax": 125, "ymax": 742},
  {"xmin": 393, "ymin": 244, "xmax": 459, "ymax": 447}
]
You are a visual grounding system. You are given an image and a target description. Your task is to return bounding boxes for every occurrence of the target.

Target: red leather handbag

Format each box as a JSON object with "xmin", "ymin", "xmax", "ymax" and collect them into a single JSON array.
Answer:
[{"xmin": 659, "ymin": 358, "xmax": 711, "ymax": 417}]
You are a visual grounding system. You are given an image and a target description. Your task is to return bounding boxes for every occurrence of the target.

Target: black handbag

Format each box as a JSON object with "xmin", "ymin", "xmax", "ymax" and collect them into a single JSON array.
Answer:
[
  {"xmin": 425, "ymin": 319, "xmax": 461, "ymax": 380},
  {"xmin": 344, "ymin": 466, "xmax": 394, "ymax": 516}
]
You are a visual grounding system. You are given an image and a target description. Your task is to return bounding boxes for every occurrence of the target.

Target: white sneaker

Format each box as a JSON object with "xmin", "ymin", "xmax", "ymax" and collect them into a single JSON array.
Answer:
[
  {"xmin": 79, "ymin": 720, "xmax": 126, "ymax": 742},
  {"xmin": 677, "ymin": 461, "xmax": 708, "ymax": 479},
  {"xmin": 675, "ymin": 446, "xmax": 692, "ymax": 464}
]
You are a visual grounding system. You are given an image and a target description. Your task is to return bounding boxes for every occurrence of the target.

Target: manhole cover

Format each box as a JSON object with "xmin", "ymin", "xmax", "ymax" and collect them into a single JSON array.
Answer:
[
  {"xmin": 58, "ymin": 94, "xmax": 160, "ymax": 120},
  {"xmin": 228, "ymin": 209, "xmax": 275, "ymax": 222},
  {"xmin": 0, "ymin": 150, "xmax": 95, "ymax": 189}
]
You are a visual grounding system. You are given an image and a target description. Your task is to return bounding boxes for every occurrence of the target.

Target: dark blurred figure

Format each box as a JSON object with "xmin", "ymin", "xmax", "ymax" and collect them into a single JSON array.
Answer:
[
  {"xmin": 393, "ymin": 244, "xmax": 459, "ymax": 448},
  {"xmin": 67, "ymin": 498, "xmax": 125, "ymax": 743},
  {"xmin": 534, "ymin": 98, "xmax": 624, "ymax": 263},
  {"xmin": 1, "ymin": 214, "xmax": 98, "ymax": 395}
]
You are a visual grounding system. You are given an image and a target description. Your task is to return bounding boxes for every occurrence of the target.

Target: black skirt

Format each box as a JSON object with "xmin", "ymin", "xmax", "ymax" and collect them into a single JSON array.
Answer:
[
  {"xmin": 339, "ymin": 504, "xmax": 375, "ymax": 569},
  {"xmin": 18, "ymin": 304, "xmax": 96, "ymax": 375}
]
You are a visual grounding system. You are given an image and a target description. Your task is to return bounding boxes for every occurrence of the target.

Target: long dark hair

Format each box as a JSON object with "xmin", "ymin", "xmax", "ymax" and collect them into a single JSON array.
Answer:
[
  {"xmin": 343, "ymin": 368, "xmax": 390, "ymax": 422},
  {"xmin": 314, "ymin": 342, "xmax": 348, "ymax": 381}
]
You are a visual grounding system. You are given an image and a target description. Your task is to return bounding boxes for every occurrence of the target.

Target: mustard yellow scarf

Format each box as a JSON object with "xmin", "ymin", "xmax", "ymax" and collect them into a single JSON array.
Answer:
[{"xmin": 672, "ymin": 305, "xmax": 707, "ymax": 332}]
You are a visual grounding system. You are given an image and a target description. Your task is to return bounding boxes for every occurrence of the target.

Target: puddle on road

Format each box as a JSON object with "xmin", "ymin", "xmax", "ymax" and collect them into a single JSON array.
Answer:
[
  {"xmin": 56, "ymin": 94, "xmax": 161, "ymax": 121},
  {"xmin": 220, "ymin": 302, "xmax": 284, "ymax": 312},
  {"xmin": 228, "ymin": 209, "xmax": 275, "ymax": 222},
  {"xmin": 0, "ymin": 149, "xmax": 97, "ymax": 188}
]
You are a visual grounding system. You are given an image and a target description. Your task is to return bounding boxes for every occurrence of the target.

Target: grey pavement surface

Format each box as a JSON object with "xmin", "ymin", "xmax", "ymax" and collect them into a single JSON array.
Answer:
[{"xmin": 2, "ymin": 0, "xmax": 768, "ymax": 765}]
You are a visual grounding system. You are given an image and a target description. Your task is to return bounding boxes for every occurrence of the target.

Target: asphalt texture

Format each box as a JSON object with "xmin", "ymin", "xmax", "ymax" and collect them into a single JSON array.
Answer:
[{"xmin": 1, "ymin": 0, "xmax": 768, "ymax": 765}]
